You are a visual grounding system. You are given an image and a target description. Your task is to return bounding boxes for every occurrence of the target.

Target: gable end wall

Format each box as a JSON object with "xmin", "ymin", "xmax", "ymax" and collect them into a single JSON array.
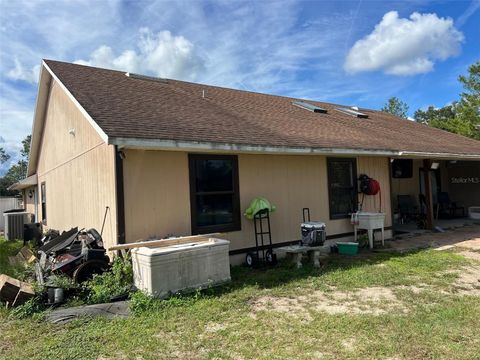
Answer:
[{"xmin": 35, "ymin": 80, "xmax": 118, "ymax": 249}]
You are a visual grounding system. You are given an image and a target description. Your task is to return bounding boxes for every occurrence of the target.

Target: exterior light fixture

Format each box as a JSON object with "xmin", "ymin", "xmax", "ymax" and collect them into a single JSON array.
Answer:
[{"xmin": 431, "ymin": 162, "xmax": 440, "ymax": 170}]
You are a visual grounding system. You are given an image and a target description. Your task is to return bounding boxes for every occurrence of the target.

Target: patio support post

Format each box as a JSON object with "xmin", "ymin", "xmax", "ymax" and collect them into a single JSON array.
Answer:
[{"xmin": 423, "ymin": 159, "xmax": 434, "ymax": 230}]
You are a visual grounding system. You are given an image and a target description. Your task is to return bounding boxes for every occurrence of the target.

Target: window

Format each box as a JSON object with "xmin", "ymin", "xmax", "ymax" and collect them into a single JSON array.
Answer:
[
  {"xmin": 391, "ymin": 159, "xmax": 413, "ymax": 178},
  {"xmin": 41, "ymin": 182, "xmax": 47, "ymax": 224},
  {"xmin": 189, "ymin": 154, "xmax": 241, "ymax": 234},
  {"xmin": 327, "ymin": 158, "xmax": 358, "ymax": 219}
]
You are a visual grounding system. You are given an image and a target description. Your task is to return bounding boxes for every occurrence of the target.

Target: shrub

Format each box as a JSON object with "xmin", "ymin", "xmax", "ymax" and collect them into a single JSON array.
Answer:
[
  {"xmin": 84, "ymin": 255, "xmax": 133, "ymax": 304},
  {"xmin": 9, "ymin": 297, "xmax": 45, "ymax": 320},
  {"xmin": 129, "ymin": 290, "xmax": 159, "ymax": 314}
]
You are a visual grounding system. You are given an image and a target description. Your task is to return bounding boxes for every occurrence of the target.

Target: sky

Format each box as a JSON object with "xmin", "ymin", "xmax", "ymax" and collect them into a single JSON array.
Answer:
[{"xmin": 0, "ymin": 0, "xmax": 479, "ymax": 174}]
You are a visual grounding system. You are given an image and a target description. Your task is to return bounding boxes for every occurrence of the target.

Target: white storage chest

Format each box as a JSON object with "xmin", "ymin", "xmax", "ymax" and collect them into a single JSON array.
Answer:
[{"xmin": 131, "ymin": 238, "xmax": 231, "ymax": 298}]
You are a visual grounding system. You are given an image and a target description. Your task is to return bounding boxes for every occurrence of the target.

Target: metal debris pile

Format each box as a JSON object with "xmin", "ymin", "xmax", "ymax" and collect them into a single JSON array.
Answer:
[
  {"xmin": 36, "ymin": 228, "xmax": 110, "ymax": 285},
  {"xmin": 1, "ymin": 227, "xmax": 109, "ymax": 307}
]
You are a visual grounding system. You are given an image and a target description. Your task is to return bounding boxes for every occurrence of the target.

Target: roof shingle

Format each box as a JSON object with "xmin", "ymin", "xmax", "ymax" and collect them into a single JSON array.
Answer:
[{"xmin": 44, "ymin": 59, "xmax": 480, "ymax": 156}]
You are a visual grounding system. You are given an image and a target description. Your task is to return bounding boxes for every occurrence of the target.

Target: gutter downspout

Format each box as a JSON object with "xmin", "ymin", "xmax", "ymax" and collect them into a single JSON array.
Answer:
[{"xmin": 115, "ymin": 146, "xmax": 126, "ymax": 244}]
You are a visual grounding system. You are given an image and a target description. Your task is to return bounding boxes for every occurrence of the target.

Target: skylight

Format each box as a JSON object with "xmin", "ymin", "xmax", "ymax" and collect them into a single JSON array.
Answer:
[
  {"xmin": 334, "ymin": 107, "xmax": 369, "ymax": 118},
  {"xmin": 292, "ymin": 101, "xmax": 327, "ymax": 113},
  {"xmin": 125, "ymin": 72, "xmax": 168, "ymax": 83}
]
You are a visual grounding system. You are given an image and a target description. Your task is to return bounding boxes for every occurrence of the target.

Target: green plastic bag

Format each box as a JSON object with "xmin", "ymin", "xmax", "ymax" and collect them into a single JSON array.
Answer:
[{"xmin": 244, "ymin": 197, "xmax": 276, "ymax": 220}]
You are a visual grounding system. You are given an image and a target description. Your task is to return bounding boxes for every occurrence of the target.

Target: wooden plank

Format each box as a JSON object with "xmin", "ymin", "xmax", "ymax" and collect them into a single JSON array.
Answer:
[
  {"xmin": 108, "ymin": 233, "xmax": 221, "ymax": 251},
  {"xmin": 19, "ymin": 247, "xmax": 37, "ymax": 264},
  {"xmin": 0, "ymin": 274, "xmax": 35, "ymax": 306}
]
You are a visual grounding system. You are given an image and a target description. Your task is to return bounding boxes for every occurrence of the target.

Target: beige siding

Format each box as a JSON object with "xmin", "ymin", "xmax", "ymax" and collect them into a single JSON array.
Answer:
[
  {"xmin": 23, "ymin": 187, "xmax": 37, "ymax": 219},
  {"xmin": 123, "ymin": 150, "xmax": 191, "ymax": 242},
  {"xmin": 123, "ymin": 150, "xmax": 392, "ymax": 252},
  {"xmin": 36, "ymin": 80, "xmax": 118, "ymax": 249},
  {"xmin": 391, "ymin": 159, "xmax": 422, "ymax": 209},
  {"xmin": 357, "ymin": 157, "xmax": 392, "ymax": 225}
]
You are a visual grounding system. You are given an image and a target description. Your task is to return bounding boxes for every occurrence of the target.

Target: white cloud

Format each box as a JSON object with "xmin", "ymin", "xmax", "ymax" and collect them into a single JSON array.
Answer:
[
  {"xmin": 7, "ymin": 59, "xmax": 40, "ymax": 83},
  {"xmin": 344, "ymin": 11, "xmax": 464, "ymax": 76},
  {"xmin": 75, "ymin": 29, "xmax": 205, "ymax": 81}
]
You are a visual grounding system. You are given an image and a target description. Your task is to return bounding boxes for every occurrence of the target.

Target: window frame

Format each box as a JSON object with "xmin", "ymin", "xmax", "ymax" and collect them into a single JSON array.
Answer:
[
  {"xmin": 327, "ymin": 157, "xmax": 358, "ymax": 220},
  {"xmin": 40, "ymin": 182, "xmax": 47, "ymax": 225},
  {"xmin": 188, "ymin": 154, "xmax": 241, "ymax": 234}
]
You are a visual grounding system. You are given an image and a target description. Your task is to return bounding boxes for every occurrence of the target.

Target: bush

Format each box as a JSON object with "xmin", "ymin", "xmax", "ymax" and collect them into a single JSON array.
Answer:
[
  {"xmin": 129, "ymin": 290, "xmax": 159, "ymax": 314},
  {"xmin": 9, "ymin": 296, "xmax": 45, "ymax": 320},
  {"xmin": 84, "ymin": 255, "xmax": 133, "ymax": 304}
]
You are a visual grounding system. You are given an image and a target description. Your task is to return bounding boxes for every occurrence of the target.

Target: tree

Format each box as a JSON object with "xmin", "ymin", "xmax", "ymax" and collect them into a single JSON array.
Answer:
[
  {"xmin": 381, "ymin": 96, "xmax": 409, "ymax": 119},
  {"xmin": 414, "ymin": 61, "xmax": 480, "ymax": 139},
  {"xmin": 0, "ymin": 147, "xmax": 10, "ymax": 164},
  {"xmin": 455, "ymin": 61, "xmax": 480, "ymax": 139},
  {"xmin": 0, "ymin": 135, "xmax": 31, "ymax": 196}
]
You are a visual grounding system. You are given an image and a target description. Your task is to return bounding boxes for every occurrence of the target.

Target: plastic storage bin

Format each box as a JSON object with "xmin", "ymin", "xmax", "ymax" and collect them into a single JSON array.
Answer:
[
  {"xmin": 131, "ymin": 237, "xmax": 231, "ymax": 298},
  {"xmin": 336, "ymin": 242, "xmax": 359, "ymax": 255}
]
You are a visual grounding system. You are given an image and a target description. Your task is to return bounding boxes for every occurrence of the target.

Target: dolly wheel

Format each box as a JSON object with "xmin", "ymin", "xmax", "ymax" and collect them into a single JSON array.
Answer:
[
  {"xmin": 73, "ymin": 260, "xmax": 109, "ymax": 283},
  {"xmin": 246, "ymin": 252, "xmax": 255, "ymax": 267},
  {"xmin": 265, "ymin": 249, "xmax": 276, "ymax": 265}
]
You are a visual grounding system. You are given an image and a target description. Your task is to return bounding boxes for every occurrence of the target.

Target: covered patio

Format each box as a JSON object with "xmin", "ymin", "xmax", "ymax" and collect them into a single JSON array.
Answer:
[{"xmin": 390, "ymin": 158, "xmax": 480, "ymax": 236}]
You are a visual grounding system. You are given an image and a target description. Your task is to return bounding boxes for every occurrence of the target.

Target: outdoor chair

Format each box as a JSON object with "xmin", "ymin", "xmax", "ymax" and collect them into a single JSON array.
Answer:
[
  {"xmin": 436, "ymin": 192, "xmax": 465, "ymax": 219},
  {"xmin": 397, "ymin": 195, "xmax": 418, "ymax": 223}
]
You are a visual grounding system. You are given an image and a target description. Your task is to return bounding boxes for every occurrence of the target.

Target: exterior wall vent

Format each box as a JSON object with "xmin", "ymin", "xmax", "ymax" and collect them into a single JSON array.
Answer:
[
  {"xmin": 335, "ymin": 107, "xmax": 368, "ymax": 118},
  {"xmin": 293, "ymin": 101, "xmax": 327, "ymax": 113},
  {"xmin": 125, "ymin": 72, "xmax": 168, "ymax": 83}
]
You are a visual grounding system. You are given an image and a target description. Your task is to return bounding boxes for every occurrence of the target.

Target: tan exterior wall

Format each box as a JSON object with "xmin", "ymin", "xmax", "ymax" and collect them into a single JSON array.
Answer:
[
  {"xmin": 35, "ymin": 80, "xmax": 118, "ymax": 249},
  {"xmin": 23, "ymin": 186, "xmax": 37, "ymax": 220},
  {"xmin": 123, "ymin": 150, "xmax": 392, "ymax": 252}
]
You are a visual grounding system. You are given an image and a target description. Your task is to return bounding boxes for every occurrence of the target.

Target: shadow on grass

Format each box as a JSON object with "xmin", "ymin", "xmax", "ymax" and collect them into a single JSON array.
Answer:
[{"xmin": 200, "ymin": 248, "xmax": 428, "ymax": 299}]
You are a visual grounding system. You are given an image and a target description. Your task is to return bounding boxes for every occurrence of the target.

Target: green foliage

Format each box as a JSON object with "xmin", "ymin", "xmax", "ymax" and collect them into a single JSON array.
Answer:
[
  {"xmin": 414, "ymin": 61, "xmax": 480, "ymax": 139},
  {"xmin": 381, "ymin": 96, "xmax": 409, "ymax": 118},
  {"xmin": 0, "ymin": 238, "xmax": 23, "ymax": 277},
  {"xmin": 8, "ymin": 296, "xmax": 45, "ymax": 320},
  {"xmin": 84, "ymin": 255, "xmax": 133, "ymax": 304},
  {"xmin": 129, "ymin": 290, "xmax": 159, "ymax": 314},
  {"xmin": 0, "ymin": 134, "xmax": 31, "ymax": 196},
  {"xmin": 0, "ymin": 147, "xmax": 10, "ymax": 164},
  {"xmin": 46, "ymin": 274, "xmax": 76, "ymax": 289}
]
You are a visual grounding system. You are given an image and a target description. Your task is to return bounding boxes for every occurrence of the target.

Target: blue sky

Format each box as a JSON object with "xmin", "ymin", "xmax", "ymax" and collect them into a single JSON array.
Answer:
[{"xmin": 0, "ymin": 0, "xmax": 479, "ymax": 174}]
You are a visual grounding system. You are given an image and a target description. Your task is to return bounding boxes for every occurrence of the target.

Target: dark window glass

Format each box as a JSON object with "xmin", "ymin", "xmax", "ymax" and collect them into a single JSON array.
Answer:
[
  {"xmin": 41, "ymin": 182, "xmax": 47, "ymax": 224},
  {"xmin": 392, "ymin": 159, "xmax": 413, "ymax": 178},
  {"xmin": 189, "ymin": 155, "xmax": 240, "ymax": 234},
  {"xmin": 195, "ymin": 160, "xmax": 233, "ymax": 192},
  {"xmin": 327, "ymin": 158, "xmax": 358, "ymax": 219}
]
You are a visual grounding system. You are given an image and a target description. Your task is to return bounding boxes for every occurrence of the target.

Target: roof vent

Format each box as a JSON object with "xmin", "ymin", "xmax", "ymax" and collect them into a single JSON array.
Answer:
[
  {"xmin": 125, "ymin": 72, "xmax": 168, "ymax": 83},
  {"xmin": 335, "ymin": 107, "xmax": 368, "ymax": 118},
  {"xmin": 292, "ymin": 101, "xmax": 327, "ymax": 113}
]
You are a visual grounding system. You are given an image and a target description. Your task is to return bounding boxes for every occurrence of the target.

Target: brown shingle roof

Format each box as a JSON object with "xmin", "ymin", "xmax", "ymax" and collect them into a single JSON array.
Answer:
[{"xmin": 44, "ymin": 59, "xmax": 480, "ymax": 156}]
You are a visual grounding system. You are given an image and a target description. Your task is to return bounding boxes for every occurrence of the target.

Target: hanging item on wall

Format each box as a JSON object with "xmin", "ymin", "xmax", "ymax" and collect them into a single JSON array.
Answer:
[{"xmin": 358, "ymin": 174, "xmax": 382, "ymax": 212}]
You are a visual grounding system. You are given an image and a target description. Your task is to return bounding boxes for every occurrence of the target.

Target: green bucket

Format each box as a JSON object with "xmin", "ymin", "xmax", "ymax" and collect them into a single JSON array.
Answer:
[{"xmin": 336, "ymin": 242, "xmax": 359, "ymax": 255}]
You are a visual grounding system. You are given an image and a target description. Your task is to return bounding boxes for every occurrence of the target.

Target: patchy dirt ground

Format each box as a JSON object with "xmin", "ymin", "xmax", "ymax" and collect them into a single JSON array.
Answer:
[
  {"xmin": 251, "ymin": 263, "xmax": 480, "ymax": 317},
  {"xmin": 251, "ymin": 286, "xmax": 410, "ymax": 316},
  {"xmin": 251, "ymin": 227, "xmax": 480, "ymax": 318},
  {"xmin": 390, "ymin": 224, "xmax": 480, "ymax": 252}
]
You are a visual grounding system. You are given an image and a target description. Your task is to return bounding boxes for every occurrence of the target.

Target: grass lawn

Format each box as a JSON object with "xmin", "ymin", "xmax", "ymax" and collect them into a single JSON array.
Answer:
[{"xmin": 1, "ymin": 236, "xmax": 480, "ymax": 359}]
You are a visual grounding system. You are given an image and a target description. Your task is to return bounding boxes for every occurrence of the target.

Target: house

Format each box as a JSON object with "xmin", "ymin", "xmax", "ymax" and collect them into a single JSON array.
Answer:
[{"xmin": 10, "ymin": 60, "xmax": 480, "ymax": 263}]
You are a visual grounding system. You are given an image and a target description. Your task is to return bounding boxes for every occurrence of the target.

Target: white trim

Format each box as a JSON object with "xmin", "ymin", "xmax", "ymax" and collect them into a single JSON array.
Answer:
[
  {"xmin": 27, "ymin": 66, "xmax": 52, "ymax": 176},
  {"xmin": 109, "ymin": 137, "xmax": 480, "ymax": 159},
  {"xmin": 109, "ymin": 137, "xmax": 399, "ymax": 156},
  {"xmin": 8, "ymin": 174, "xmax": 38, "ymax": 191},
  {"xmin": 42, "ymin": 61, "xmax": 109, "ymax": 143},
  {"xmin": 397, "ymin": 151, "xmax": 480, "ymax": 160}
]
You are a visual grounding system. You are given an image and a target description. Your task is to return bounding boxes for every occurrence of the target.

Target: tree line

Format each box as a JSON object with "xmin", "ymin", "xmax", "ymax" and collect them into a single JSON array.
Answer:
[{"xmin": 381, "ymin": 61, "xmax": 479, "ymax": 140}]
